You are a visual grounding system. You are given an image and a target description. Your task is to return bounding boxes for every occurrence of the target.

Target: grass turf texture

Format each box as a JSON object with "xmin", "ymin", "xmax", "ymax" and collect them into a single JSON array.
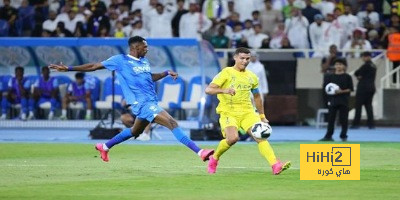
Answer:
[{"xmin": 0, "ymin": 142, "xmax": 399, "ymax": 199}]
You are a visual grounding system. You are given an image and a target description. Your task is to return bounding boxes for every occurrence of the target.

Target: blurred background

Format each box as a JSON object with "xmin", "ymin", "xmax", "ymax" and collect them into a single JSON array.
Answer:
[{"xmin": 0, "ymin": 0, "xmax": 399, "ymax": 142}]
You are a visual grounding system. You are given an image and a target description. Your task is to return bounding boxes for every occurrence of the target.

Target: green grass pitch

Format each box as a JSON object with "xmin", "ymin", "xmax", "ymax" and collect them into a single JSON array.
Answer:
[{"xmin": 0, "ymin": 142, "xmax": 399, "ymax": 199}]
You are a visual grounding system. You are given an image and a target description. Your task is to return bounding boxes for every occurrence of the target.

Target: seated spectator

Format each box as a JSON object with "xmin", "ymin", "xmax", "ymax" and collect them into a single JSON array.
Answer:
[
  {"xmin": 32, "ymin": 66, "xmax": 59, "ymax": 120},
  {"xmin": 211, "ymin": 25, "xmax": 230, "ymax": 48},
  {"xmin": 367, "ymin": 29, "xmax": 381, "ymax": 49},
  {"xmin": 172, "ymin": 0, "xmax": 188, "ymax": 37},
  {"xmin": 252, "ymin": 10, "xmax": 261, "ymax": 24},
  {"xmin": 321, "ymin": 44, "xmax": 341, "ymax": 74},
  {"xmin": 56, "ymin": 8, "xmax": 86, "ymax": 34},
  {"xmin": 230, "ymin": 22, "xmax": 248, "ymax": 48},
  {"xmin": 179, "ymin": 2, "xmax": 212, "ymax": 40},
  {"xmin": 109, "ymin": 0, "xmax": 121, "ymax": 10},
  {"xmin": 73, "ymin": 21, "xmax": 87, "ymax": 37},
  {"xmin": 85, "ymin": 0, "xmax": 107, "ymax": 13},
  {"xmin": 323, "ymin": 13, "xmax": 343, "ymax": 51},
  {"xmin": 0, "ymin": 66, "xmax": 33, "ymax": 120},
  {"xmin": 218, "ymin": 19, "xmax": 233, "ymax": 38},
  {"xmin": 338, "ymin": 4, "xmax": 359, "ymax": 47},
  {"xmin": 60, "ymin": 72, "xmax": 92, "ymax": 120},
  {"xmin": 147, "ymin": 2, "xmax": 176, "ymax": 38},
  {"xmin": 309, "ymin": 14, "xmax": 330, "ymax": 57},
  {"xmin": 269, "ymin": 22, "xmax": 286, "ymax": 49},
  {"xmin": 227, "ymin": 12, "xmax": 242, "ymax": 28},
  {"xmin": 242, "ymin": 19, "xmax": 254, "ymax": 39},
  {"xmin": 313, "ymin": 0, "xmax": 336, "ymax": 17},
  {"xmin": 99, "ymin": 26, "xmax": 110, "ymax": 37},
  {"xmin": 130, "ymin": 19, "xmax": 149, "ymax": 38},
  {"xmin": 284, "ymin": 6, "xmax": 309, "ymax": 49},
  {"xmin": 18, "ymin": 0, "xmax": 35, "ymax": 36},
  {"xmin": 202, "ymin": 18, "xmax": 219, "ymax": 41},
  {"xmin": 87, "ymin": 8, "xmax": 111, "ymax": 37},
  {"xmin": 282, "ymin": 0, "xmax": 295, "ymax": 19},
  {"xmin": 53, "ymin": 21, "xmax": 73, "ymax": 37},
  {"xmin": 302, "ymin": 0, "xmax": 321, "ymax": 24},
  {"xmin": 42, "ymin": 10, "xmax": 59, "ymax": 33},
  {"xmin": 281, "ymin": 37, "xmax": 294, "ymax": 49},
  {"xmin": 260, "ymin": 37, "xmax": 270, "ymax": 49},
  {"xmin": 0, "ymin": 0, "xmax": 18, "ymax": 36},
  {"xmin": 260, "ymin": 0, "xmax": 283, "ymax": 36},
  {"xmin": 202, "ymin": 0, "xmax": 229, "ymax": 20},
  {"xmin": 357, "ymin": 2, "xmax": 380, "ymax": 30},
  {"xmin": 248, "ymin": 23, "xmax": 269, "ymax": 49},
  {"xmin": 343, "ymin": 28, "xmax": 372, "ymax": 58},
  {"xmin": 114, "ymin": 21, "xmax": 125, "ymax": 37}
]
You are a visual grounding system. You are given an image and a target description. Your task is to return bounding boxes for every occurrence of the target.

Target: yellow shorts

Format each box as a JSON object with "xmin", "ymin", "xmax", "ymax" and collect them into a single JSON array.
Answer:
[{"xmin": 219, "ymin": 111, "xmax": 260, "ymax": 138}]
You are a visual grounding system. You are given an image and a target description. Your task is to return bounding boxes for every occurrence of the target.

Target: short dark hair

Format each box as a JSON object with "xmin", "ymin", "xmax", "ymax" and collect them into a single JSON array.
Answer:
[
  {"xmin": 75, "ymin": 72, "xmax": 85, "ymax": 79},
  {"xmin": 234, "ymin": 47, "xmax": 251, "ymax": 55},
  {"xmin": 361, "ymin": 51, "xmax": 372, "ymax": 57},
  {"xmin": 15, "ymin": 66, "xmax": 24, "ymax": 73},
  {"xmin": 42, "ymin": 66, "xmax": 49, "ymax": 71},
  {"xmin": 333, "ymin": 58, "xmax": 347, "ymax": 66},
  {"xmin": 128, "ymin": 36, "xmax": 146, "ymax": 46}
]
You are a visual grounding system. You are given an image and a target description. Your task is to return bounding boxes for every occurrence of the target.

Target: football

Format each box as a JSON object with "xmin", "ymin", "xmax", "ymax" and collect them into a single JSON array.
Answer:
[
  {"xmin": 251, "ymin": 122, "xmax": 272, "ymax": 139},
  {"xmin": 325, "ymin": 83, "xmax": 340, "ymax": 95}
]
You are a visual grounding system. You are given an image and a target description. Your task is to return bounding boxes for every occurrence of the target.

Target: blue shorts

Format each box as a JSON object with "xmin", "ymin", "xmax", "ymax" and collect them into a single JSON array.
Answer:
[{"xmin": 131, "ymin": 101, "xmax": 163, "ymax": 122}]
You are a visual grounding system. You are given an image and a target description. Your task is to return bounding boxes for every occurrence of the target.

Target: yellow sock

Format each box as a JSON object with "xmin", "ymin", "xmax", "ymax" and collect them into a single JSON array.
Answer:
[
  {"xmin": 213, "ymin": 139, "xmax": 231, "ymax": 160},
  {"xmin": 258, "ymin": 140, "xmax": 277, "ymax": 166}
]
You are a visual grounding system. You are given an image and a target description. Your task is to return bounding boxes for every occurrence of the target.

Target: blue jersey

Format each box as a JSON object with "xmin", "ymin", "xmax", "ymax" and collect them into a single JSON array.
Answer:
[
  {"xmin": 33, "ymin": 77, "xmax": 59, "ymax": 98},
  {"xmin": 101, "ymin": 54, "xmax": 158, "ymax": 112}
]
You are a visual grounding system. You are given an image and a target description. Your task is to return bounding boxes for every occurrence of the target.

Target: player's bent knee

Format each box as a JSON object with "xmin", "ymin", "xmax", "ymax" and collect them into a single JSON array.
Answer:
[
  {"xmin": 168, "ymin": 117, "xmax": 178, "ymax": 129},
  {"xmin": 227, "ymin": 136, "xmax": 239, "ymax": 146}
]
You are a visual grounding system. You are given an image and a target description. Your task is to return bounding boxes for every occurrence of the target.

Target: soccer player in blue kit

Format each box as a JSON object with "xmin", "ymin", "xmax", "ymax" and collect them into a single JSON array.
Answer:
[{"xmin": 49, "ymin": 36, "xmax": 214, "ymax": 163}]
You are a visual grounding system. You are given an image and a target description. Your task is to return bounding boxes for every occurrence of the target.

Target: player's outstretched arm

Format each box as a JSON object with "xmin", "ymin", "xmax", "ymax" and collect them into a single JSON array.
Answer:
[
  {"xmin": 205, "ymin": 83, "xmax": 235, "ymax": 96},
  {"xmin": 151, "ymin": 70, "xmax": 178, "ymax": 82},
  {"xmin": 49, "ymin": 63, "xmax": 105, "ymax": 72}
]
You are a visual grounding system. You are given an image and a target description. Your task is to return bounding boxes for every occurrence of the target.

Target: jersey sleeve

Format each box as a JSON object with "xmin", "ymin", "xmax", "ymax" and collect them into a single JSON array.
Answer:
[
  {"xmin": 251, "ymin": 74, "xmax": 259, "ymax": 90},
  {"xmin": 101, "ymin": 55, "xmax": 122, "ymax": 71},
  {"xmin": 211, "ymin": 69, "xmax": 227, "ymax": 86}
]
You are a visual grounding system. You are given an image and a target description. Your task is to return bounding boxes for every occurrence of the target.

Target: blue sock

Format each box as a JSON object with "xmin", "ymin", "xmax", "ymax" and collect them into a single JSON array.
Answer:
[
  {"xmin": 50, "ymin": 98, "xmax": 57, "ymax": 112},
  {"xmin": 28, "ymin": 98, "xmax": 35, "ymax": 112},
  {"xmin": 172, "ymin": 127, "xmax": 201, "ymax": 154},
  {"xmin": 21, "ymin": 98, "xmax": 28, "ymax": 114},
  {"xmin": 1, "ymin": 98, "xmax": 7, "ymax": 114},
  {"xmin": 105, "ymin": 128, "xmax": 133, "ymax": 149}
]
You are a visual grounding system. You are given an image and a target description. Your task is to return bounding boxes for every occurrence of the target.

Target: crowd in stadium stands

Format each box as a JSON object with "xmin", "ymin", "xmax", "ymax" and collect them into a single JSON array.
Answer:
[{"xmin": 0, "ymin": 0, "xmax": 399, "ymax": 57}]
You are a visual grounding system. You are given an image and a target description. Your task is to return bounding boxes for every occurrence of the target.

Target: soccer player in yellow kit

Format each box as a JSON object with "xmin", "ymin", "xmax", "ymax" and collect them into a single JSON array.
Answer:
[{"xmin": 205, "ymin": 47, "xmax": 291, "ymax": 175}]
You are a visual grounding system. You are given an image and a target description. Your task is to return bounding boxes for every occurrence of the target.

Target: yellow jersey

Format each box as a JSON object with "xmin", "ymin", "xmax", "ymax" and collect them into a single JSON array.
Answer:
[{"xmin": 211, "ymin": 67, "xmax": 259, "ymax": 114}]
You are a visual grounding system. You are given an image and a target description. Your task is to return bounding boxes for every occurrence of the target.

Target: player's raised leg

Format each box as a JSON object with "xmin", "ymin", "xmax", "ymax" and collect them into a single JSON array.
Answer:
[
  {"xmin": 249, "ymin": 133, "xmax": 291, "ymax": 175},
  {"xmin": 95, "ymin": 118, "xmax": 149, "ymax": 162},
  {"xmin": 154, "ymin": 110, "xmax": 214, "ymax": 161}
]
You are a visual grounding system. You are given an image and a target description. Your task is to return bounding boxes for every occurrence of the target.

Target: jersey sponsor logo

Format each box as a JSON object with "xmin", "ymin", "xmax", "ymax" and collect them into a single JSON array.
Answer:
[
  {"xmin": 149, "ymin": 105, "xmax": 159, "ymax": 113},
  {"xmin": 235, "ymin": 84, "xmax": 251, "ymax": 90},
  {"xmin": 132, "ymin": 64, "xmax": 151, "ymax": 73}
]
